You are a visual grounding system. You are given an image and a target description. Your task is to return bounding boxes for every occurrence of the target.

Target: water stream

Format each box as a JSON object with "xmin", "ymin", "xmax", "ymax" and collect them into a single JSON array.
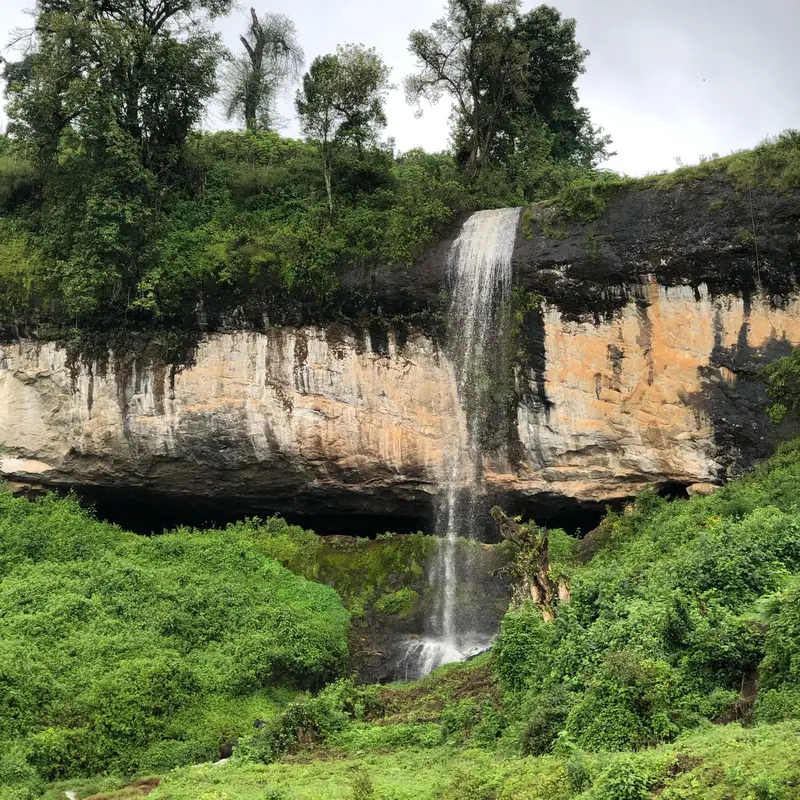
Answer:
[{"xmin": 401, "ymin": 207, "xmax": 521, "ymax": 679}]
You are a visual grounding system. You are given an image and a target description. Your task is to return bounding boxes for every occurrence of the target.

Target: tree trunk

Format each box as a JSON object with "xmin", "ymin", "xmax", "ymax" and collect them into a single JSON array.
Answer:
[
  {"xmin": 491, "ymin": 506, "xmax": 568, "ymax": 622},
  {"xmin": 323, "ymin": 142, "xmax": 333, "ymax": 219},
  {"xmin": 471, "ymin": 90, "xmax": 481, "ymax": 170}
]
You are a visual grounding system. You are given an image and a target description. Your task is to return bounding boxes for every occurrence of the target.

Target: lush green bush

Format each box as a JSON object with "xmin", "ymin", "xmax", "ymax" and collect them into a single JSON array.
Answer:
[
  {"xmin": 236, "ymin": 679, "xmax": 358, "ymax": 763},
  {"xmin": 759, "ymin": 582, "xmax": 800, "ymax": 691},
  {"xmin": 564, "ymin": 653, "xmax": 678, "ymax": 751},
  {"xmin": 763, "ymin": 347, "xmax": 800, "ymax": 424},
  {"xmin": 494, "ymin": 441, "xmax": 800, "ymax": 752},
  {"xmin": 0, "ymin": 490, "xmax": 349, "ymax": 784}
]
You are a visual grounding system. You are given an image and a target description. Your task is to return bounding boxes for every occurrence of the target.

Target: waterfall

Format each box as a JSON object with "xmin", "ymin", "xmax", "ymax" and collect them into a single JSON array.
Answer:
[{"xmin": 401, "ymin": 207, "xmax": 521, "ymax": 679}]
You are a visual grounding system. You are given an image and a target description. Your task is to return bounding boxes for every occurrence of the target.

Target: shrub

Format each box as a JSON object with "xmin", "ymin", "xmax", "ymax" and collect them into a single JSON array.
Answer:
[
  {"xmin": 565, "ymin": 653, "xmax": 678, "ymax": 751},
  {"xmin": 0, "ymin": 156, "xmax": 38, "ymax": 210},
  {"xmin": 441, "ymin": 698, "xmax": 482, "ymax": 743},
  {"xmin": 332, "ymin": 722, "xmax": 443, "ymax": 752},
  {"xmin": 236, "ymin": 680, "xmax": 356, "ymax": 763},
  {"xmin": 763, "ymin": 347, "xmax": 800, "ymax": 424},
  {"xmin": 520, "ymin": 686, "xmax": 573, "ymax": 756},
  {"xmin": 374, "ymin": 587, "xmax": 420, "ymax": 617},
  {"xmin": 760, "ymin": 585, "xmax": 800, "ymax": 690},
  {"xmin": 495, "ymin": 605, "xmax": 555, "ymax": 693},
  {"xmin": 136, "ymin": 740, "xmax": 216, "ymax": 773},
  {"xmin": 590, "ymin": 755, "xmax": 651, "ymax": 800},
  {"xmin": 349, "ymin": 768, "xmax": 376, "ymax": 800},
  {"xmin": 756, "ymin": 688, "xmax": 800, "ymax": 724},
  {"xmin": 0, "ymin": 493, "xmax": 350, "ymax": 782}
]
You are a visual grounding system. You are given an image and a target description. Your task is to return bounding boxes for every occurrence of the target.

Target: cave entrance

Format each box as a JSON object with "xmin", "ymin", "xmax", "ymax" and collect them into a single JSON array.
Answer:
[
  {"xmin": 69, "ymin": 485, "xmax": 433, "ymax": 537},
  {"xmin": 19, "ymin": 482, "xmax": 623, "ymax": 540}
]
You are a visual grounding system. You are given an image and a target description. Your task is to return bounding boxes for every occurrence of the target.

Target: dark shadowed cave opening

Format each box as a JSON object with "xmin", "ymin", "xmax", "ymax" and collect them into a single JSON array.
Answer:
[
  {"xmin": 57, "ymin": 484, "xmax": 615, "ymax": 539},
  {"xmin": 72, "ymin": 485, "xmax": 432, "ymax": 537}
]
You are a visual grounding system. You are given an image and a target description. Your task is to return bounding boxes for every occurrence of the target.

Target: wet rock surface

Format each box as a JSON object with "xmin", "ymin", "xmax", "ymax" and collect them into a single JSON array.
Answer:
[{"xmin": 2, "ymin": 180, "xmax": 800, "ymax": 524}]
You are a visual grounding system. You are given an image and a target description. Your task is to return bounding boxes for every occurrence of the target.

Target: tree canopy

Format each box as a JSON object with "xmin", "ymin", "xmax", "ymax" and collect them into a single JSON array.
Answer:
[
  {"xmin": 296, "ymin": 44, "xmax": 392, "ymax": 216},
  {"xmin": 222, "ymin": 8, "xmax": 304, "ymax": 133},
  {"xmin": 0, "ymin": 0, "xmax": 615, "ymax": 331},
  {"xmin": 406, "ymin": 0, "xmax": 611, "ymax": 173}
]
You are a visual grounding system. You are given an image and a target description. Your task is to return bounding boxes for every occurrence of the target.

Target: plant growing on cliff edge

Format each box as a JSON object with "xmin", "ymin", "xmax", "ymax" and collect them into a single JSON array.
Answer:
[
  {"xmin": 762, "ymin": 347, "xmax": 800, "ymax": 424},
  {"xmin": 3, "ymin": 0, "xmax": 231, "ymax": 321}
]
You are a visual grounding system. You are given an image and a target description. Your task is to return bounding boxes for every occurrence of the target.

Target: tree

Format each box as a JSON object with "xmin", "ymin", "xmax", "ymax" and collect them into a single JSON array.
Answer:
[
  {"xmin": 295, "ymin": 44, "xmax": 391, "ymax": 217},
  {"xmin": 405, "ymin": 0, "xmax": 524, "ymax": 171},
  {"xmin": 3, "ymin": 0, "xmax": 230, "ymax": 320},
  {"xmin": 405, "ymin": 1, "xmax": 611, "ymax": 177},
  {"xmin": 491, "ymin": 506, "xmax": 569, "ymax": 622},
  {"xmin": 223, "ymin": 9, "xmax": 304, "ymax": 133},
  {"xmin": 511, "ymin": 5, "xmax": 611, "ymax": 168}
]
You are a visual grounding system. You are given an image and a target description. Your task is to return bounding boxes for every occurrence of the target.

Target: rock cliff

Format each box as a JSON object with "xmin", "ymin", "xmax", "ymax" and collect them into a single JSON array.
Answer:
[
  {"xmin": 3, "ymin": 179, "xmax": 800, "ymax": 528},
  {"xmin": 2, "ymin": 282, "xmax": 798, "ymax": 527}
]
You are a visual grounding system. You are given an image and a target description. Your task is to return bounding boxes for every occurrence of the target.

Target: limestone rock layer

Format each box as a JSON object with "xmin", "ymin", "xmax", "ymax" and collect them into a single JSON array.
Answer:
[{"xmin": 2, "ymin": 280, "xmax": 799, "ymax": 520}]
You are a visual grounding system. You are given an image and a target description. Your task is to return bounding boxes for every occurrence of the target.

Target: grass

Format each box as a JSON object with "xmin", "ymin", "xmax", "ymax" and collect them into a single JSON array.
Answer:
[
  {"xmin": 38, "ymin": 720, "xmax": 800, "ymax": 800},
  {"xmin": 547, "ymin": 128, "xmax": 800, "ymax": 223}
]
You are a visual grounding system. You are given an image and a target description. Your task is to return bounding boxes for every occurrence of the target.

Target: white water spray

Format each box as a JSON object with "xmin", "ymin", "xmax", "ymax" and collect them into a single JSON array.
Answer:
[{"xmin": 401, "ymin": 207, "xmax": 521, "ymax": 676}]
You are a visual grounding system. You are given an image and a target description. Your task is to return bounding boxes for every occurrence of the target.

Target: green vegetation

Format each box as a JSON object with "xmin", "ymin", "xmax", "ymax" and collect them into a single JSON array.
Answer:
[
  {"xmin": 5, "ymin": 442, "xmax": 800, "ymax": 797},
  {"xmin": 493, "ymin": 440, "xmax": 800, "ymax": 754},
  {"xmin": 0, "ymin": 489, "xmax": 348, "ymax": 794},
  {"xmin": 406, "ymin": 2, "xmax": 611, "ymax": 172},
  {"xmin": 763, "ymin": 347, "xmax": 800, "ymax": 424},
  {"xmin": 37, "ymin": 721, "xmax": 800, "ymax": 799},
  {"xmin": 548, "ymin": 128, "xmax": 800, "ymax": 224},
  {"xmin": 226, "ymin": 519, "xmax": 436, "ymax": 620},
  {"xmin": 0, "ymin": 0, "xmax": 617, "ymax": 334}
]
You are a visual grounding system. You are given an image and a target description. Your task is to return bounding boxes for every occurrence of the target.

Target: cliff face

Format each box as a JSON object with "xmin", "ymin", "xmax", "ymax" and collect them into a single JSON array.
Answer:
[
  {"xmin": 3, "ymin": 177, "xmax": 800, "ymax": 524},
  {"xmin": 2, "ymin": 280, "xmax": 798, "ymax": 524}
]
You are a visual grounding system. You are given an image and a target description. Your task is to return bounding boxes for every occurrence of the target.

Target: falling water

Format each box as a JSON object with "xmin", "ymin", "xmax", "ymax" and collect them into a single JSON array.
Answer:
[{"xmin": 401, "ymin": 207, "xmax": 521, "ymax": 677}]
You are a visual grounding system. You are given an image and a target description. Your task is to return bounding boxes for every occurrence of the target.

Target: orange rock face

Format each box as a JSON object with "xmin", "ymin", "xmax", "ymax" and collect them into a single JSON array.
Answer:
[{"xmin": 1, "ymin": 282, "xmax": 799, "ymax": 518}]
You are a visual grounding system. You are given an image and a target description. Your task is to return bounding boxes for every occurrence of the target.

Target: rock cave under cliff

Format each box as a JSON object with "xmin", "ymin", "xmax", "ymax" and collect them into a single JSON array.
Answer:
[{"xmin": 64, "ymin": 483, "xmax": 617, "ymax": 539}]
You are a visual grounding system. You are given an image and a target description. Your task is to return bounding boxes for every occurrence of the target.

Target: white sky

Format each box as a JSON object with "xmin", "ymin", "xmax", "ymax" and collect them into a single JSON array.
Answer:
[{"xmin": 1, "ymin": 0, "xmax": 798, "ymax": 176}]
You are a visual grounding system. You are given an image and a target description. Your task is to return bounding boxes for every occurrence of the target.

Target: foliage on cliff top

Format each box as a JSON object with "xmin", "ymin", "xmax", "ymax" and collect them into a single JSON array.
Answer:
[
  {"xmin": 0, "ymin": 489, "xmax": 349, "ymax": 790},
  {"xmin": 547, "ymin": 128, "xmax": 800, "ymax": 223},
  {"xmin": 2, "ymin": 126, "xmax": 797, "ymax": 332}
]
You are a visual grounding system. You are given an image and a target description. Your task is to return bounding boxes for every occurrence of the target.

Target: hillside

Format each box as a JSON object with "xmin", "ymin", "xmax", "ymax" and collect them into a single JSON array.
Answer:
[{"xmin": 2, "ymin": 440, "xmax": 800, "ymax": 797}]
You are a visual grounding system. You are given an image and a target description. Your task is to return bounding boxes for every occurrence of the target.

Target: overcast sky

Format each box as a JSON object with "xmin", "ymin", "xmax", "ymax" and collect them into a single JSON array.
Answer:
[{"xmin": 1, "ymin": 0, "xmax": 798, "ymax": 176}]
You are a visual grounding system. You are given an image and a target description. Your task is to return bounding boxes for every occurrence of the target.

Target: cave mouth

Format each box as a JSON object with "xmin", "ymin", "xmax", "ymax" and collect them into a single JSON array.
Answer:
[
  {"xmin": 656, "ymin": 481, "xmax": 692, "ymax": 501},
  {"xmin": 68, "ymin": 485, "xmax": 433, "ymax": 537},
  {"xmin": 58, "ymin": 484, "xmax": 614, "ymax": 541},
  {"xmin": 496, "ymin": 493, "xmax": 618, "ymax": 539},
  {"xmin": 22, "ymin": 482, "xmax": 622, "ymax": 540}
]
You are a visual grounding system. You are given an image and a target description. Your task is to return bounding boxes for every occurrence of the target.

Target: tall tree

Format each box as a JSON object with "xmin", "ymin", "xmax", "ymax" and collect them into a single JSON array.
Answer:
[
  {"xmin": 295, "ymin": 44, "xmax": 391, "ymax": 217},
  {"xmin": 405, "ymin": 0, "xmax": 524, "ymax": 171},
  {"xmin": 223, "ymin": 9, "xmax": 304, "ymax": 132},
  {"xmin": 405, "ymin": 1, "xmax": 610, "ymax": 175},
  {"xmin": 512, "ymin": 5, "xmax": 611, "ymax": 167},
  {"xmin": 3, "ymin": 0, "xmax": 230, "ymax": 319}
]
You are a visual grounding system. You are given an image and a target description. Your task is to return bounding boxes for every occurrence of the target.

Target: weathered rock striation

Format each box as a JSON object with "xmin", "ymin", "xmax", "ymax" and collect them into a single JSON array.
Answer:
[{"xmin": 2, "ymin": 282, "xmax": 799, "ymax": 527}]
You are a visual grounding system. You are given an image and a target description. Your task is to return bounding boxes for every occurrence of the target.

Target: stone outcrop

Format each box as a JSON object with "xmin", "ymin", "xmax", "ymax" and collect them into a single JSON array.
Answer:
[
  {"xmin": 3, "ymin": 177, "xmax": 800, "ymax": 526},
  {"xmin": 2, "ymin": 280, "xmax": 799, "ymax": 526}
]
